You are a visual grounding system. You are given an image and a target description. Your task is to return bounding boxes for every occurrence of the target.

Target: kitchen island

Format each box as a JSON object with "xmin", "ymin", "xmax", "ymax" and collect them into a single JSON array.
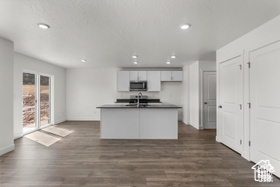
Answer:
[{"xmin": 97, "ymin": 104, "xmax": 181, "ymax": 139}]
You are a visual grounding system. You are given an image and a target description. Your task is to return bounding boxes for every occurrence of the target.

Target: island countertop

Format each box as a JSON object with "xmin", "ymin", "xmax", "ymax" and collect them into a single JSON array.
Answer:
[{"xmin": 97, "ymin": 103, "xmax": 182, "ymax": 109}]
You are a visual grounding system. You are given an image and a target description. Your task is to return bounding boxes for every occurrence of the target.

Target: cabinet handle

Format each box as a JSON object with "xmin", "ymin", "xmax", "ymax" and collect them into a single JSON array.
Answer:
[
  {"xmin": 218, "ymin": 105, "xmax": 222, "ymax": 108},
  {"xmin": 171, "ymin": 76, "xmax": 173, "ymax": 81},
  {"xmin": 204, "ymin": 102, "xmax": 208, "ymax": 104}
]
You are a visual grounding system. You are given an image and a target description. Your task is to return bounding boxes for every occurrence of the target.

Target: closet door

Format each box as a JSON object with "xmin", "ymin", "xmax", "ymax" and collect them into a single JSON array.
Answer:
[
  {"xmin": 250, "ymin": 41, "xmax": 280, "ymax": 177},
  {"xmin": 219, "ymin": 55, "xmax": 243, "ymax": 153}
]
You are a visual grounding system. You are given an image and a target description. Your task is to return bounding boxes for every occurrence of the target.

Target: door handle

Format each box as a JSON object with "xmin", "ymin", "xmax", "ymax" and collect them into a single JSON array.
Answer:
[
  {"xmin": 218, "ymin": 105, "xmax": 222, "ymax": 108},
  {"xmin": 204, "ymin": 102, "xmax": 208, "ymax": 104}
]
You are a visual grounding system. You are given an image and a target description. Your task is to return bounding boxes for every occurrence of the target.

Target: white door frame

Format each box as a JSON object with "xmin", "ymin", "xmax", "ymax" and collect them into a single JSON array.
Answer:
[
  {"xmin": 22, "ymin": 69, "xmax": 54, "ymax": 135},
  {"xmin": 200, "ymin": 71, "xmax": 216, "ymax": 129}
]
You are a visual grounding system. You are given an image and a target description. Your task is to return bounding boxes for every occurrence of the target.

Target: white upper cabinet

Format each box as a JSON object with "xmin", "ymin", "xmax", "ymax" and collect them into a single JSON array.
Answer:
[
  {"xmin": 172, "ymin": 71, "xmax": 183, "ymax": 81},
  {"xmin": 147, "ymin": 71, "xmax": 161, "ymax": 91},
  {"xmin": 129, "ymin": 71, "xmax": 147, "ymax": 81},
  {"xmin": 160, "ymin": 71, "xmax": 172, "ymax": 81},
  {"xmin": 160, "ymin": 71, "xmax": 183, "ymax": 81},
  {"xmin": 118, "ymin": 70, "xmax": 181, "ymax": 92},
  {"xmin": 138, "ymin": 71, "xmax": 147, "ymax": 81},
  {"xmin": 117, "ymin": 71, "xmax": 130, "ymax": 91}
]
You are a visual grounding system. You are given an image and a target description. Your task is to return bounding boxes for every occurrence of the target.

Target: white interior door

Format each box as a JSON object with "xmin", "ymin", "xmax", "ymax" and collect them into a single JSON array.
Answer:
[
  {"xmin": 250, "ymin": 41, "xmax": 280, "ymax": 177},
  {"xmin": 203, "ymin": 72, "xmax": 216, "ymax": 129},
  {"xmin": 219, "ymin": 56, "xmax": 243, "ymax": 153}
]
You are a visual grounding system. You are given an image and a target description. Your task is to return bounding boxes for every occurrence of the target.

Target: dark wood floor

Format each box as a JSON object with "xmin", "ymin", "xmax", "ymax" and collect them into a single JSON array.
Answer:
[{"xmin": 0, "ymin": 121, "xmax": 279, "ymax": 186}]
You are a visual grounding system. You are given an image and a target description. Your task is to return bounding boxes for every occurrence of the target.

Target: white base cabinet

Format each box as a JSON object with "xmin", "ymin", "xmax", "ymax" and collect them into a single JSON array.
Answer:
[{"xmin": 100, "ymin": 108, "xmax": 178, "ymax": 139}]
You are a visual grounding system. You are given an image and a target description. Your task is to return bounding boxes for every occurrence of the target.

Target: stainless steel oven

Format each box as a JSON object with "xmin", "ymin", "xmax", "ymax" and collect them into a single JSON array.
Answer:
[{"xmin": 130, "ymin": 81, "xmax": 147, "ymax": 91}]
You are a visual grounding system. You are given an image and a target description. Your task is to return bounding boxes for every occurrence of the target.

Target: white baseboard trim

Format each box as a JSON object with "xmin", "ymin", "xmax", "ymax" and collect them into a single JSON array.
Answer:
[
  {"xmin": 55, "ymin": 118, "xmax": 66, "ymax": 125},
  {"xmin": 189, "ymin": 123, "xmax": 199, "ymax": 130},
  {"xmin": 14, "ymin": 132, "xmax": 23, "ymax": 140},
  {"xmin": 66, "ymin": 117, "xmax": 100, "ymax": 121},
  {"xmin": 0, "ymin": 144, "xmax": 15, "ymax": 156},
  {"xmin": 182, "ymin": 119, "xmax": 190, "ymax": 125},
  {"xmin": 216, "ymin": 136, "xmax": 220, "ymax": 142}
]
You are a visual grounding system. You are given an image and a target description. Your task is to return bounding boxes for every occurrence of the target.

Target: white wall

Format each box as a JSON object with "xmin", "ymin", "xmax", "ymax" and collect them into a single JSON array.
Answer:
[
  {"xmin": 182, "ymin": 60, "xmax": 216, "ymax": 129},
  {"xmin": 189, "ymin": 61, "xmax": 200, "ymax": 129},
  {"xmin": 181, "ymin": 65, "xmax": 189, "ymax": 124},
  {"xmin": 216, "ymin": 14, "xmax": 280, "ymax": 160},
  {"xmin": 0, "ymin": 37, "xmax": 14, "ymax": 155},
  {"xmin": 66, "ymin": 68, "xmax": 183, "ymax": 121},
  {"xmin": 13, "ymin": 53, "xmax": 66, "ymax": 138}
]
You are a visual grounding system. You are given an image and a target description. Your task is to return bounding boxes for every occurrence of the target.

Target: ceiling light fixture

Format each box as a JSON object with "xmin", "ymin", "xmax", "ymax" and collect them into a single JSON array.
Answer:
[
  {"xmin": 81, "ymin": 59, "xmax": 87, "ymax": 62},
  {"xmin": 134, "ymin": 61, "xmax": 138, "ymax": 65},
  {"xmin": 132, "ymin": 55, "xmax": 138, "ymax": 59},
  {"xmin": 37, "ymin": 23, "xmax": 50, "ymax": 29},
  {"xmin": 166, "ymin": 61, "xmax": 171, "ymax": 64},
  {"xmin": 171, "ymin": 55, "xmax": 176, "ymax": 59},
  {"xmin": 180, "ymin": 24, "xmax": 191, "ymax": 30}
]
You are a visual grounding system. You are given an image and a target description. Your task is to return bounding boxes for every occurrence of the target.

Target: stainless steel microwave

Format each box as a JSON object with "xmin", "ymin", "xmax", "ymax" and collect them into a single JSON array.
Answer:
[{"xmin": 130, "ymin": 81, "xmax": 147, "ymax": 91}]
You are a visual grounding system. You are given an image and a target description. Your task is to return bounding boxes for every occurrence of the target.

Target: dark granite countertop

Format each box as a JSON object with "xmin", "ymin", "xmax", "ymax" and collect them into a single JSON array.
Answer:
[{"xmin": 97, "ymin": 103, "xmax": 182, "ymax": 109}]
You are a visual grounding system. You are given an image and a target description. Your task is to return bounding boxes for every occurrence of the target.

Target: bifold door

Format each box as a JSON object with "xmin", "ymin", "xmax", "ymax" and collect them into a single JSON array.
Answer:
[
  {"xmin": 218, "ymin": 55, "xmax": 243, "ymax": 153},
  {"xmin": 249, "ymin": 41, "xmax": 280, "ymax": 177}
]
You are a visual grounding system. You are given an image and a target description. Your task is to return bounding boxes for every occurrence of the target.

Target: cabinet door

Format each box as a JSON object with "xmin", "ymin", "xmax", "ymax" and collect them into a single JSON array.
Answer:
[
  {"xmin": 117, "ymin": 71, "xmax": 129, "ymax": 91},
  {"xmin": 171, "ymin": 71, "xmax": 183, "ymax": 81},
  {"xmin": 129, "ymin": 71, "xmax": 138, "ymax": 81},
  {"xmin": 138, "ymin": 71, "xmax": 147, "ymax": 81},
  {"xmin": 147, "ymin": 71, "xmax": 160, "ymax": 91},
  {"xmin": 161, "ymin": 71, "xmax": 172, "ymax": 81}
]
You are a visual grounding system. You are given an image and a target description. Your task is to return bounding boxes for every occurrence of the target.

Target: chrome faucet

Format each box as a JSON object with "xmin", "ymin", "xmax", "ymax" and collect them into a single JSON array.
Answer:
[{"xmin": 137, "ymin": 92, "xmax": 142, "ymax": 107}]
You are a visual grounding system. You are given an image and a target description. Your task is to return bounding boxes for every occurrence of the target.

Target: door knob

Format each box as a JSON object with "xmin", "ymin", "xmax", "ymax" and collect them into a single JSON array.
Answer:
[{"xmin": 204, "ymin": 102, "xmax": 208, "ymax": 104}]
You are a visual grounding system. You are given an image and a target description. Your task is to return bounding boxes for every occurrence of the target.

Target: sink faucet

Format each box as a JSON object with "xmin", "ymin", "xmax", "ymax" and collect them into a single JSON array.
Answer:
[{"xmin": 137, "ymin": 92, "xmax": 142, "ymax": 107}]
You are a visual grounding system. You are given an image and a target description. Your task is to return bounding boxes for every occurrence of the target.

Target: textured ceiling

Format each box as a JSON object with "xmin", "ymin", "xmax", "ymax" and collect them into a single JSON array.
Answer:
[{"xmin": 0, "ymin": 0, "xmax": 280, "ymax": 68}]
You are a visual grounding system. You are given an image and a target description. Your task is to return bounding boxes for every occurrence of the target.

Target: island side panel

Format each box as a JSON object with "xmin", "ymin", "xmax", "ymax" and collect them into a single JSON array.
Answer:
[
  {"xmin": 139, "ymin": 108, "xmax": 178, "ymax": 139},
  {"xmin": 100, "ymin": 108, "xmax": 139, "ymax": 139}
]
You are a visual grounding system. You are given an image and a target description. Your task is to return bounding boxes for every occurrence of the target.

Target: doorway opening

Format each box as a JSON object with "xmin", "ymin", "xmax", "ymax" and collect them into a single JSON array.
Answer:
[{"xmin": 201, "ymin": 71, "xmax": 216, "ymax": 129}]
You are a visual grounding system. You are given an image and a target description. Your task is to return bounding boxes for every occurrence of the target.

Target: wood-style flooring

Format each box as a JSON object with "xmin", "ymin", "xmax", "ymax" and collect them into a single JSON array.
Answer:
[{"xmin": 0, "ymin": 121, "xmax": 279, "ymax": 186}]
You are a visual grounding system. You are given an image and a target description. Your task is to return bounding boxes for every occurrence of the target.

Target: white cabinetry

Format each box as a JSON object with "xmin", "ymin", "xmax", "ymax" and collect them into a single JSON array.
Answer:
[
  {"xmin": 129, "ymin": 71, "xmax": 146, "ymax": 81},
  {"xmin": 160, "ymin": 71, "xmax": 171, "ymax": 81},
  {"xmin": 147, "ymin": 71, "xmax": 161, "ymax": 91},
  {"xmin": 117, "ymin": 71, "xmax": 129, "ymax": 91},
  {"xmin": 117, "ymin": 70, "xmax": 182, "ymax": 92},
  {"xmin": 160, "ymin": 71, "xmax": 183, "ymax": 81},
  {"xmin": 100, "ymin": 108, "xmax": 178, "ymax": 139},
  {"xmin": 172, "ymin": 71, "xmax": 183, "ymax": 81}
]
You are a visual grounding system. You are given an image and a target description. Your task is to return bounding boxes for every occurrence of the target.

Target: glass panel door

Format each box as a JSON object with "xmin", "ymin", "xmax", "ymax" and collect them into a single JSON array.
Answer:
[
  {"xmin": 40, "ymin": 75, "xmax": 50, "ymax": 127},
  {"xmin": 23, "ymin": 72, "xmax": 36, "ymax": 132}
]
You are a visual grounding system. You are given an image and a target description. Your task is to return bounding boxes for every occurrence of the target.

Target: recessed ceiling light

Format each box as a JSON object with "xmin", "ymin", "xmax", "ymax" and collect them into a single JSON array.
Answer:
[
  {"xmin": 37, "ymin": 23, "xmax": 50, "ymax": 29},
  {"xmin": 180, "ymin": 24, "xmax": 191, "ymax": 30},
  {"xmin": 171, "ymin": 55, "xmax": 176, "ymax": 59},
  {"xmin": 134, "ymin": 61, "xmax": 138, "ymax": 65},
  {"xmin": 132, "ymin": 55, "xmax": 138, "ymax": 59},
  {"xmin": 81, "ymin": 59, "xmax": 87, "ymax": 62},
  {"xmin": 166, "ymin": 61, "xmax": 171, "ymax": 64}
]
